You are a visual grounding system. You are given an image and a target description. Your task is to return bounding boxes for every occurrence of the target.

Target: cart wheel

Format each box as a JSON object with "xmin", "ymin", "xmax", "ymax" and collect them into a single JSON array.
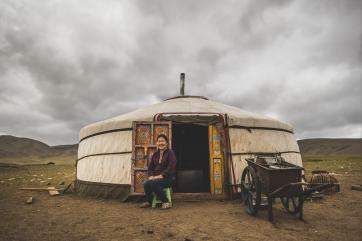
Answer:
[
  {"xmin": 280, "ymin": 197, "xmax": 303, "ymax": 215},
  {"xmin": 241, "ymin": 166, "xmax": 261, "ymax": 215}
]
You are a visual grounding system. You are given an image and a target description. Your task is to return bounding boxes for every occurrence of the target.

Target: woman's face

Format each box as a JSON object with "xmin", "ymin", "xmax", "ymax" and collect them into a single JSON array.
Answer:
[{"xmin": 157, "ymin": 137, "xmax": 167, "ymax": 151}]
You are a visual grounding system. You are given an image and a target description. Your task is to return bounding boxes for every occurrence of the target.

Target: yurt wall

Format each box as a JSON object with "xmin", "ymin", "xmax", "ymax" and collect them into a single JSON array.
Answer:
[{"xmin": 77, "ymin": 130, "xmax": 133, "ymax": 185}]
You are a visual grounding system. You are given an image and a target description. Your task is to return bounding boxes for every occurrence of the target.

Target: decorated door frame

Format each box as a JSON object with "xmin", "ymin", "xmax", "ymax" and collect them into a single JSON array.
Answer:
[
  {"xmin": 209, "ymin": 125, "xmax": 225, "ymax": 195},
  {"xmin": 131, "ymin": 121, "xmax": 172, "ymax": 194}
]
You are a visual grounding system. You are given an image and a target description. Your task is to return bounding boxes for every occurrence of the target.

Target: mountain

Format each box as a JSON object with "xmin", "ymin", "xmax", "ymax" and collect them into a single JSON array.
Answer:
[
  {"xmin": 0, "ymin": 135, "xmax": 78, "ymax": 165},
  {"xmin": 0, "ymin": 135, "xmax": 56, "ymax": 158},
  {"xmin": 298, "ymin": 138, "xmax": 362, "ymax": 156},
  {"xmin": 52, "ymin": 144, "xmax": 78, "ymax": 156}
]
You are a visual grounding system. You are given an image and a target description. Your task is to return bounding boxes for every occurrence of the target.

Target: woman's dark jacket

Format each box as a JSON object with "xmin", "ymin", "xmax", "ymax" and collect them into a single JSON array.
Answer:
[{"xmin": 148, "ymin": 148, "xmax": 177, "ymax": 178}]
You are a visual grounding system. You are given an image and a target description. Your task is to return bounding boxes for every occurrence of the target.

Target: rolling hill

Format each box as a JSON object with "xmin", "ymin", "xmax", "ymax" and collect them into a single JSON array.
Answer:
[
  {"xmin": 297, "ymin": 138, "xmax": 362, "ymax": 156},
  {"xmin": 0, "ymin": 135, "xmax": 78, "ymax": 165}
]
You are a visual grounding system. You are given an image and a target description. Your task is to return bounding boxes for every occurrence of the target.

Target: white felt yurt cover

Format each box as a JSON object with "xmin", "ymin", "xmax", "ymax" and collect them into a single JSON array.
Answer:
[{"xmin": 76, "ymin": 96, "xmax": 301, "ymax": 199}]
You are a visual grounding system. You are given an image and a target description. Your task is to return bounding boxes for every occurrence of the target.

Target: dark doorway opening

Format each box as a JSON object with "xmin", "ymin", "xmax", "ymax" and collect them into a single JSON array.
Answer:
[{"xmin": 172, "ymin": 124, "xmax": 210, "ymax": 192}]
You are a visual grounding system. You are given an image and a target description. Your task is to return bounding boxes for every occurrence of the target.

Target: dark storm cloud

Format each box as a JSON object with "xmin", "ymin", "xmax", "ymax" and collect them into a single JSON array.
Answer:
[{"xmin": 0, "ymin": 0, "xmax": 361, "ymax": 145}]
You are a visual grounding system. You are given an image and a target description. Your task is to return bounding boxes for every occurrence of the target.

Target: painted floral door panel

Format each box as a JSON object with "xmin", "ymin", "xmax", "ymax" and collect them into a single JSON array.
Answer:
[{"xmin": 209, "ymin": 125, "xmax": 225, "ymax": 195}]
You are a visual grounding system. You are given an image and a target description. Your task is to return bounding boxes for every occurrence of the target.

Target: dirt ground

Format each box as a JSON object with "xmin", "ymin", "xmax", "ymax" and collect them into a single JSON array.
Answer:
[{"xmin": 0, "ymin": 160, "xmax": 361, "ymax": 241}]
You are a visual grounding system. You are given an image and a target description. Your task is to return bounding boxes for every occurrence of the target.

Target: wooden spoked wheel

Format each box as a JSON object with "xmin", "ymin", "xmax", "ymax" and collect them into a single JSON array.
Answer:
[
  {"xmin": 280, "ymin": 197, "xmax": 303, "ymax": 215},
  {"xmin": 241, "ymin": 166, "xmax": 261, "ymax": 215}
]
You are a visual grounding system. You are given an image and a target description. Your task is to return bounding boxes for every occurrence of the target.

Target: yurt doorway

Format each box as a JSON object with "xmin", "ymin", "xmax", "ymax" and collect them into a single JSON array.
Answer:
[{"xmin": 172, "ymin": 124, "xmax": 210, "ymax": 193}]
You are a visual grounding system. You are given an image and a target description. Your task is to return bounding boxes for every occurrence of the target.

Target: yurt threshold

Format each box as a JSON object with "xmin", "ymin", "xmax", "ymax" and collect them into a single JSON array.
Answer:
[{"xmin": 130, "ymin": 113, "xmax": 228, "ymax": 199}]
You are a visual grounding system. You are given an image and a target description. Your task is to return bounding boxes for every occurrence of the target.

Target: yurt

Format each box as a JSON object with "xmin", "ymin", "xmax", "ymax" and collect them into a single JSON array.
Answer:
[{"xmin": 75, "ymin": 76, "xmax": 302, "ymax": 200}]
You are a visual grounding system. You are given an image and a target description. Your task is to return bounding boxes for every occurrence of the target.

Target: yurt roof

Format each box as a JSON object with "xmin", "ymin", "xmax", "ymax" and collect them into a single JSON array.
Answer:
[{"xmin": 79, "ymin": 96, "xmax": 293, "ymax": 140}]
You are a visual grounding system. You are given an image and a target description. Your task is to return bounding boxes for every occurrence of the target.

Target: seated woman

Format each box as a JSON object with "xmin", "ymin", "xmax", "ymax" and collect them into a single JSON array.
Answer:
[{"xmin": 140, "ymin": 134, "xmax": 177, "ymax": 209}]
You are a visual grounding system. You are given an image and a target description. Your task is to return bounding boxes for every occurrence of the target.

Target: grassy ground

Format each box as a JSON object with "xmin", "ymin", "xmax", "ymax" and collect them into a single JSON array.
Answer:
[
  {"xmin": 0, "ymin": 154, "xmax": 77, "ymax": 165},
  {"xmin": 0, "ymin": 164, "xmax": 75, "ymax": 189},
  {"xmin": 302, "ymin": 155, "xmax": 362, "ymax": 184}
]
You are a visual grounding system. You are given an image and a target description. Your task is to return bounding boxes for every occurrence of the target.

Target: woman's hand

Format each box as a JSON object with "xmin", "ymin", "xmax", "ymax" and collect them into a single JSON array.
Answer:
[
  {"xmin": 148, "ymin": 175, "xmax": 163, "ymax": 180},
  {"xmin": 143, "ymin": 144, "xmax": 148, "ymax": 155}
]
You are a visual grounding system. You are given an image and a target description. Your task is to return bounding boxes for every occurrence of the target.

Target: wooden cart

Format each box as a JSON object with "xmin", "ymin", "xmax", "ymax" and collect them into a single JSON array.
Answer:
[{"xmin": 240, "ymin": 156, "xmax": 332, "ymax": 222}]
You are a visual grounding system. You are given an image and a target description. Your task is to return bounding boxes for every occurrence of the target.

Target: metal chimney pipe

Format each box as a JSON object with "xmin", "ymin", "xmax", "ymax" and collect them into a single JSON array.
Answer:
[{"xmin": 180, "ymin": 73, "xmax": 185, "ymax": 96}]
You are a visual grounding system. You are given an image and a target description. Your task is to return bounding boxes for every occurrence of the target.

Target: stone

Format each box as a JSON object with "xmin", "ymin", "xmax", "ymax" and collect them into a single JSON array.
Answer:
[
  {"xmin": 26, "ymin": 197, "xmax": 33, "ymax": 204},
  {"xmin": 49, "ymin": 190, "xmax": 60, "ymax": 196}
]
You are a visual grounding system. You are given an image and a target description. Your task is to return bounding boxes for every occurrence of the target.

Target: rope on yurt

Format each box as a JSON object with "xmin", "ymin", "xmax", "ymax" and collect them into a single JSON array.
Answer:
[
  {"xmin": 79, "ymin": 127, "xmax": 133, "ymax": 143},
  {"xmin": 228, "ymin": 125, "xmax": 294, "ymax": 134}
]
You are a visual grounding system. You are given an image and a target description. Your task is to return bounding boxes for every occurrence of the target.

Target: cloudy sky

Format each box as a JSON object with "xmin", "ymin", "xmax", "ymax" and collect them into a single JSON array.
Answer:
[{"xmin": 0, "ymin": 0, "xmax": 361, "ymax": 145}]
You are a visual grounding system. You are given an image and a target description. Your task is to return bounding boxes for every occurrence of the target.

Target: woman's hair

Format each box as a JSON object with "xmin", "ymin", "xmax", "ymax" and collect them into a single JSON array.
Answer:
[{"xmin": 157, "ymin": 133, "xmax": 168, "ymax": 143}]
